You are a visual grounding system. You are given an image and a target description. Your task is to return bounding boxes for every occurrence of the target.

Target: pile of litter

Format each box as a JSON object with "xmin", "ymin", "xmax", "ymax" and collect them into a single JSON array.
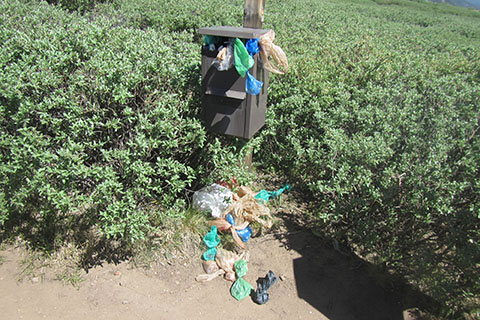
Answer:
[{"xmin": 193, "ymin": 182, "xmax": 290, "ymax": 303}]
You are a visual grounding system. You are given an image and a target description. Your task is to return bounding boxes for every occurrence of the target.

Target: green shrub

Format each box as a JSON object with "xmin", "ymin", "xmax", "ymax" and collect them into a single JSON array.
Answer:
[
  {"xmin": 259, "ymin": 0, "xmax": 480, "ymax": 315},
  {"xmin": 90, "ymin": 0, "xmax": 243, "ymax": 32},
  {"xmin": 44, "ymin": 0, "xmax": 110, "ymax": 13},
  {"xmin": 0, "ymin": 0, "xmax": 252, "ymax": 246},
  {"xmin": 2, "ymin": 0, "xmax": 479, "ymax": 315}
]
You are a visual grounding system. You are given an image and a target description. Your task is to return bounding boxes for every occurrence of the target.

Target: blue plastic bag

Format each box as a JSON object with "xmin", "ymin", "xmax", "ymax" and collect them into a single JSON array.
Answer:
[
  {"xmin": 226, "ymin": 214, "xmax": 252, "ymax": 242},
  {"xmin": 246, "ymin": 71, "xmax": 263, "ymax": 95},
  {"xmin": 246, "ymin": 38, "xmax": 260, "ymax": 56}
]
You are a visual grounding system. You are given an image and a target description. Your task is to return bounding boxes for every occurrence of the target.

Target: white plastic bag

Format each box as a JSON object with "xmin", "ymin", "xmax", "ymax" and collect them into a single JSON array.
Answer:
[
  {"xmin": 192, "ymin": 184, "xmax": 233, "ymax": 218},
  {"xmin": 212, "ymin": 43, "xmax": 234, "ymax": 71}
]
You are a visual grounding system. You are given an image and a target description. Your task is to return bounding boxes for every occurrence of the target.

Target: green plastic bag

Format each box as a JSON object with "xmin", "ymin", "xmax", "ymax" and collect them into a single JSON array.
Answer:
[
  {"xmin": 231, "ymin": 277, "xmax": 254, "ymax": 301},
  {"xmin": 230, "ymin": 259, "xmax": 253, "ymax": 300},
  {"xmin": 234, "ymin": 259, "xmax": 248, "ymax": 278},
  {"xmin": 234, "ymin": 38, "xmax": 254, "ymax": 78},
  {"xmin": 203, "ymin": 226, "xmax": 220, "ymax": 248}
]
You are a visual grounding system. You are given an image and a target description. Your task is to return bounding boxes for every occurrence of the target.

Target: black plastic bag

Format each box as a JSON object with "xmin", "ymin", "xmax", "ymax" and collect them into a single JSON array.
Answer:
[{"xmin": 251, "ymin": 270, "xmax": 278, "ymax": 305}]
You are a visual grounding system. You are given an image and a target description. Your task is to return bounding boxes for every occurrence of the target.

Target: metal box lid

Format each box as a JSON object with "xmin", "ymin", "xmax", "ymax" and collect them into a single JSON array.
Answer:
[{"xmin": 198, "ymin": 26, "xmax": 270, "ymax": 39}]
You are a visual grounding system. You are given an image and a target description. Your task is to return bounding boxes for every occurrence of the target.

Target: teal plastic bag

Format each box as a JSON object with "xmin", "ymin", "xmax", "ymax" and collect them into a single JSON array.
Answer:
[
  {"xmin": 234, "ymin": 38, "xmax": 254, "ymax": 78},
  {"xmin": 203, "ymin": 226, "xmax": 220, "ymax": 248},
  {"xmin": 231, "ymin": 277, "xmax": 254, "ymax": 301},
  {"xmin": 204, "ymin": 35, "xmax": 221, "ymax": 45},
  {"xmin": 202, "ymin": 247, "xmax": 217, "ymax": 261},
  {"xmin": 255, "ymin": 184, "xmax": 292, "ymax": 203}
]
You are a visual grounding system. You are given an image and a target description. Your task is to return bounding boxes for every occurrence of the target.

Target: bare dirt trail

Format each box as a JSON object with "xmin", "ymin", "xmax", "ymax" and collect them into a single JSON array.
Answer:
[{"xmin": 0, "ymin": 226, "xmax": 405, "ymax": 320}]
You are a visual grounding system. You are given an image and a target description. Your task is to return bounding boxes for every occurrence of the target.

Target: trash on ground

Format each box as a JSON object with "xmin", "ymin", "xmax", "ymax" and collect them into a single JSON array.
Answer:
[
  {"xmin": 194, "ymin": 181, "xmax": 287, "ymax": 303},
  {"xmin": 208, "ymin": 186, "xmax": 273, "ymax": 248},
  {"xmin": 251, "ymin": 270, "xmax": 278, "ymax": 305},
  {"xmin": 192, "ymin": 184, "xmax": 233, "ymax": 218},
  {"xmin": 225, "ymin": 214, "xmax": 252, "ymax": 243},
  {"xmin": 227, "ymin": 186, "xmax": 274, "ymax": 229},
  {"xmin": 202, "ymin": 225, "xmax": 220, "ymax": 261},
  {"xmin": 202, "ymin": 260, "xmax": 219, "ymax": 274},
  {"xmin": 255, "ymin": 184, "xmax": 291, "ymax": 203},
  {"xmin": 195, "ymin": 248, "xmax": 249, "ymax": 283},
  {"xmin": 230, "ymin": 259, "xmax": 254, "ymax": 301}
]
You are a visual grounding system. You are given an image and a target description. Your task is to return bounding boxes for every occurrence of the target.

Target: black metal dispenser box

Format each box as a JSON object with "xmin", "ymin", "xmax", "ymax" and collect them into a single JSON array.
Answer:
[{"xmin": 198, "ymin": 26, "xmax": 270, "ymax": 139}]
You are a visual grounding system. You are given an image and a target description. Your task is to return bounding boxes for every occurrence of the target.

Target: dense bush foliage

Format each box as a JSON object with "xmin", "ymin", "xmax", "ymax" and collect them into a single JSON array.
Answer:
[
  {"xmin": 0, "ymin": 0, "xmax": 253, "ymax": 247},
  {"xmin": 260, "ymin": 0, "xmax": 480, "ymax": 315},
  {"xmin": 45, "ymin": 0, "xmax": 110, "ymax": 13},
  {"xmin": 1, "ymin": 0, "xmax": 479, "ymax": 315}
]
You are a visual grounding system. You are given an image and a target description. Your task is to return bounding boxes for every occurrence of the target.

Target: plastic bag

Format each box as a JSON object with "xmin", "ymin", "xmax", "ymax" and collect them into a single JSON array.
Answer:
[
  {"xmin": 204, "ymin": 35, "xmax": 221, "ymax": 46},
  {"xmin": 258, "ymin": 30, "xmax": 288, "ymax": 75},
  {"xmin": 202, "ymin": 225, "xmax": 220, "ymax": 261},
  {"xmin": 203, "ymin": 225, "xmax": 220, "ymax": 248},
  {"xmin": 231, "ymin": 277, "xmax": 254, "ymax": 301},
  {"xmin": 202, "ymin": 247, "xmax": 217, "ymax": 261},
  {"xmin": 231, "ymin": 259, "xmax": 254, "ymax": 301},
  {"xmin": 193, "ymin": 184, "xmax": 233, "ymax": 218},
  {"xmin": 246, "ymin": 38, "xmax": 260, "ymax": 56},
  {"xmin": 212, "ymin": 44, "xmax": 234, "ymax": 71},
  {"xmin": 226, "ymin": 186, "xmax": 274, "ymax": 229},
  {"xmin": 246, "ymin": 71, "xmax": 263, "ymax": 95},
  {"xmin": 234, "ymin": 259, "xmax": 248, "ymax": 278},
  {"xmin": 234, "ymin": 38, "xmax": 254, "ymax": 77},
  {"xmin": 255, "ymin": 184, "xmax": 291, "ymax": 203},
  {"xmin": 226, "ymin": 214, "xmax": 252, "ymax": 243},
  {"xmin": 202, "ymin": 260, "xmax": 219, "ymax": 274},
  {"xmin": 209, "ymin": 215, "xmax": 248, "ymax": 249},
  {"xmin": 251, "ymin": 271, "xmax": 278, "ymax": 305}
]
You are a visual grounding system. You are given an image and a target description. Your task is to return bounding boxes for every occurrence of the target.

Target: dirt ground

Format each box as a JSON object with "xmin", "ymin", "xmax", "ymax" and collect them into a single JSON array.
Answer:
[{"xmin": 0, "ymin": 223, "xmax": 411, "ymax": 320}]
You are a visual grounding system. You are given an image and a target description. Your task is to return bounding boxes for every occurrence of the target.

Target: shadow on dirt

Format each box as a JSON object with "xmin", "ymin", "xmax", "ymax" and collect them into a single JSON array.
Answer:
[{"xmin": 272, "ymin": 208, "xmax": 441, "ymax": 320}]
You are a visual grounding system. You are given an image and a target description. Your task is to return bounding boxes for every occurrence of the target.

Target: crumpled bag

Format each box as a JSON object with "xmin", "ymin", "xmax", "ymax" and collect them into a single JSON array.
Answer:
[
  {"xmin": 202, "ymin": 247, "xmax": 217, "ymax": 261},
  {"xmin": 209, "ymin": 215, "xmax": 249, "ymax": 249},
  {"xmin": 195, "ymin": 248, "xmax": 249, "ymax": 283},
  {"xmin": 202, "ymin": 225, "xmax": 220, "ymax": 261},
  {"xmin": 234, "ymin": 38, "xmax": 254, "ymax": 77},
  {"xmin": 255, "ymin": 184, "xmax": 291, "ymax": 203},
  {"xmin": 259, "ymin": 30, "xmax": 288, "ymax": 75},
  {"xmin": 246, "ymin": 71, "xmax": 263, "ymax": 95},
  {"xmin": 226, "ymin": 214, "xmax": 252, "ymax": 243},
  {"xmin": 193, "ymin": 184, "xmax": 233, "ymax": 218},
  {"xmin": 231, "ymin": 277, "xmax": 254, "ymax": 301},
  {"xmin": 208, "ymin": 186, "xmax": 273, "ymax": 249},
  {"xmin": 251, "ymin": 270, "xmax": 278, "ymax": 305},
  {"xmin": 227, "ymin": 186, "xmax": 274, "ymax": 229},
  {"xmin": 212, "ymin": 44, "xmax": 234, "ymax": 71},
  {"xmin": 203, "ymin": 225, "xmax": 220, "ymax": 248},
  {"xmin": 234, "ymin": 258, "xmax": 248, "ymax": 278},
  {"xmin": 246, "ymin": 38, "xmax": 260, "ymax": 56},
  {"xmin": 230, "ymin": 259, "xmax": 254, "ymax": 301}
]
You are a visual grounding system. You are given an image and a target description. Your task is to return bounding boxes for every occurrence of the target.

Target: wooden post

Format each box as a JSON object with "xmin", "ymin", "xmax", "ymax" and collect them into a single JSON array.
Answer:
[
  {"xmin": 242, "ymin": 0, "xmax": 265, "ymax": 169},
  {"xmin": 243, "ymin": 0, "xmax": 265, "ymax": 29}
]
